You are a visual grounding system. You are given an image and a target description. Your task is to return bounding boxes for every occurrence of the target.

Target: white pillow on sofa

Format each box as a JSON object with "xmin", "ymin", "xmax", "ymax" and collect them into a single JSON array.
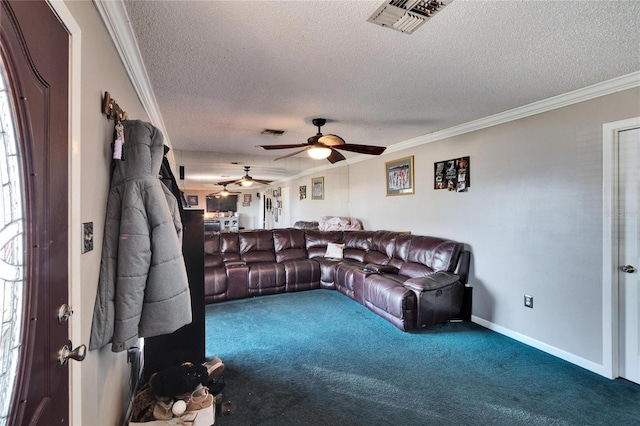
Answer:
[{"xmin": 325, "ymin": 242, "xmax": 345, "ymax": 259}]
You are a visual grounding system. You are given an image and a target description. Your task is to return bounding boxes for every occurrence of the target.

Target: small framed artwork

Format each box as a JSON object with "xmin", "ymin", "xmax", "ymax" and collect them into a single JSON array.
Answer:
[
  {"xmin": 311, "ymin": 177, "xmax": 324, "ymax": 200},
  {"xmin": 385, "ymin": 156, "xmax": 414, "ymax": 196},
  {"xmin": 434, "ymin": 156, "xmax": 470, "ymax": 192},
  {"xmin": 243, "ymin": 193, "xmax": 252, "ymax": 206},
  {"xmin": 186, "ymin": 195, "xmax": 199, "ymax": 206},
  {"xmin": 299, "ymin": 185, "xmax": 307, "ymax": 200}
]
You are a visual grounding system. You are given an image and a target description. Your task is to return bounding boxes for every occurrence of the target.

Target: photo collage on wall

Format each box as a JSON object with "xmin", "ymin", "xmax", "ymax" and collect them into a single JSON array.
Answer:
[{"xmin": 434, "ymin": 156, "xmax": 470, "ymax": 192}]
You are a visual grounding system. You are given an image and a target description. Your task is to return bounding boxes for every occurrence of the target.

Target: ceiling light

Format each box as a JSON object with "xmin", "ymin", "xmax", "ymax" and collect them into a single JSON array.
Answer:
[
  {"xmin": 240, "ymin": 179, "xmax": 253, "ymax": 187},
  {"xmin": 220, "ymin": 188, "xmax": 229, "ymax": 196},
  {"xmin": 308, "ymin": 146, "xmax": 332, "ymax": 160}
]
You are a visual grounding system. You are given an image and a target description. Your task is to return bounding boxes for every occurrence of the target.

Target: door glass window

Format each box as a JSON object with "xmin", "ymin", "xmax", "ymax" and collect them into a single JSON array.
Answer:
[{"xmin": 0, "ymin": 54, "xmax": 25, "ymax": 426}]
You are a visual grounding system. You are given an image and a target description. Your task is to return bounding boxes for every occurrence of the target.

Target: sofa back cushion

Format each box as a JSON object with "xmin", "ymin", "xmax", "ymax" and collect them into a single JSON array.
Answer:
[
  {"xmin": 273, "ymin": 229, "xmax": 308, "ymax": 262},
  {"xmin": 364, "ymin": 231, "xmax": 397, "ymax": 264},
  {"xmin": 342, "ymin": 231, "xmax": 374, "ymax": 262},
  {"xmin": 204, "ymin": 233, "xmax": 223, "ymax": 267},
  {"xmin": 388, "ymin": 233, "xmax": 413, "ymax": 269},
  {"xmin": 407, "ymin": 236, "xmax": 463, "ymax": 273},
  {"xmin": 219, "ymin": 233, "xmax": 241, "ymax": 262},
  {"xmin": 305, "ymin": 230, "xmax": 343, "ymax": 259},
  {"xmin": 240, "ymin": 230, "xmax": 276, "ymax": 263}
]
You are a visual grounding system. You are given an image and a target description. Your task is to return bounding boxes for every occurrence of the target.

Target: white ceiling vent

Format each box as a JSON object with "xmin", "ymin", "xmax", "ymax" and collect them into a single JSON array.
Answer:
[{"xmin": 367, "ymin": 0, "xmax": 451, "ymax": 34}]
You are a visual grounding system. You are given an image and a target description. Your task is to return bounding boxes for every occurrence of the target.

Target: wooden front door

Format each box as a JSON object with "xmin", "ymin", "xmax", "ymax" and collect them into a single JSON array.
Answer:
[{"xmin": 0, "ymin": 1, "xmax": 70, "ymax": 424}]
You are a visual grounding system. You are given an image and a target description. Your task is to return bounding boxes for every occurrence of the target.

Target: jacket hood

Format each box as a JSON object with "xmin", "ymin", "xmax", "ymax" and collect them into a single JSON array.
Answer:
[{"xmin": 112, "ymin": 120, "xmax": 164, "ymax": 184}]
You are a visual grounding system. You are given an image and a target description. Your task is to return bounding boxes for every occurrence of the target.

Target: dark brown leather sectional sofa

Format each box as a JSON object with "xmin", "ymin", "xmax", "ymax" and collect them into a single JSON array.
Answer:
[{"xmin": 204, "ymin": 229, "xmax": 471, "ymax": 331}]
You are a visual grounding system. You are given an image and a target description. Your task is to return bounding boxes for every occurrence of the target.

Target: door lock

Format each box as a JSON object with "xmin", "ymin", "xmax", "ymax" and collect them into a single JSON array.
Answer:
[
  {"xmin": 57, "ymin": 304, "xmax": 74, "ymax": 324},
  {"xmin": 621, "ymin": 265, "xmax": 637, "ymax": 273},
  {"xmin": 58, "ymin": 340, "xmax": 86, "ymax": 367}
]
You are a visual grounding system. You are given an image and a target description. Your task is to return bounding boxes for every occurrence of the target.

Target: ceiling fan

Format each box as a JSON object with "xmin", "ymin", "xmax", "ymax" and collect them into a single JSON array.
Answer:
[
  {"xmin": 259, "ymin": 118, "xmax": 387, "ymax": 164},
  {"xmin": 217, "ymin": 166, "xmax": 273, "ymax": 187},
  {"xmin": 208, "ymin": 184, "xmax": 242, "ymax": 198}
]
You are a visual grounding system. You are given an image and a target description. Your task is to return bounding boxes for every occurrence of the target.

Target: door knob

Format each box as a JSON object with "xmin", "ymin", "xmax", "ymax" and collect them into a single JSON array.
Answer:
[
  {"xmin": 58, "ymin": 340, "xmax": 86, "ymax": 367},
  {"xmin": 621, "ymin": 265, "xmax": 637, "ymax": 273}
]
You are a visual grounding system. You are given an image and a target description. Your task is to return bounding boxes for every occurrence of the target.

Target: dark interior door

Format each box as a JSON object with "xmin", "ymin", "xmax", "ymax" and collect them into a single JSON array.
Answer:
[{"xmin": 0, "ymin": 1, "xmax": 70, "ymax": 424}]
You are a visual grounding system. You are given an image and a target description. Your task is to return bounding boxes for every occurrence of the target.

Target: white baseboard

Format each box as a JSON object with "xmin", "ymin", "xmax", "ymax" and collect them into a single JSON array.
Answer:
[{"xmin": 471, "ymin": 316, "xmax": 610, "ymax": 379}]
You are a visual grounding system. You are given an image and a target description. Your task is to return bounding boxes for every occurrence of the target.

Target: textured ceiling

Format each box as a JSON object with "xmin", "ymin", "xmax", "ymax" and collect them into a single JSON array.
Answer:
[{"xmin": 121, "ymin": 0, "xmax": 640, "ymax": 191}]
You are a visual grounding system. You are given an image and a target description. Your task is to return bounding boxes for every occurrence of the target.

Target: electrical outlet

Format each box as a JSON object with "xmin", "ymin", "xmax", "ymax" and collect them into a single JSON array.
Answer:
[
  {"xmin": 524, "ymin": 294, "xmax": 533, "ymax": 308},
  {"xmin": 82, "ymin": 222, "xmax": 93, "ymax": 254}
]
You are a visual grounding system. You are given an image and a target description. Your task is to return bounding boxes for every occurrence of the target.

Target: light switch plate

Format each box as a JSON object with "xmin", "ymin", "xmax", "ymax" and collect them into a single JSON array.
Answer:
[{"xmin": 82, "ymin": 222, "xmax": 93, "ymax": 254}]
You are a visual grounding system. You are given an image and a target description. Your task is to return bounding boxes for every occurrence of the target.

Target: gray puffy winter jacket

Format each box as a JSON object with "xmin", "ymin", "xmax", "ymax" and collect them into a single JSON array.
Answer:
[{"xmin": 89, "ymin": 120, "xmax": 192, "ymax": 352}]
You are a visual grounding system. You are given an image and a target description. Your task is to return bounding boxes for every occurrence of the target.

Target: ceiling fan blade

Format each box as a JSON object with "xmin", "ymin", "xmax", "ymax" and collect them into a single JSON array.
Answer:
[
  {"xmin": 217, "ymin": 179, "xmax": 239, "ymax": 186},
  {"xmin": 259, "ymin": 143, "xmax": 309, "ymax": 150},
  {"xmin": 274, "ymin": 147, "xmax": 309, "ymax": 161},
  {"xmin": 318, "ymin": 134, "xmax": 346, "ymax": 146},
  {"xmin": 327, "ymin": 149, "xmax": 346, "ymax": 164},
  {"xmin": 333, "ymin": 143, "xmax": 386, "ymax": 155},
  {"xmin": 254, "ymin": 179, "xmax": 273, "ymax": 185}
]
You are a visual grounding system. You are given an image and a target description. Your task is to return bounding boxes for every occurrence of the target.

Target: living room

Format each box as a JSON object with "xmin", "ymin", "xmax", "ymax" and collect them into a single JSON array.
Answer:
[{"xmin": 5, "ymin": 1, "xmax": 639, "ymax": 425}]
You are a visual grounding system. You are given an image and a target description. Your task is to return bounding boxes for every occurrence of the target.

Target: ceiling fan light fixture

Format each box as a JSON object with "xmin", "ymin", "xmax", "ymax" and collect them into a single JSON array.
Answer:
[
  {"xmin": 308, "ymin": 146, "xmax": 332, "ymax": 160},
  {"xmin": 240, "ymin": 179, "xmax": 253, "ymax": 187},
  {"xmin": 220, "ymin": 188, "xmax": 230, "ymax": 196}
]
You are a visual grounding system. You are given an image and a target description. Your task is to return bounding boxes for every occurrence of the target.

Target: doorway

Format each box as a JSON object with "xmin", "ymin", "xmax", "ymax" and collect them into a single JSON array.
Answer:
[
  {"xmin": 0, "ymin": 1, "xmax": 73, "ymax": 424},
  {"xmin": 602, "ymin": 117, "xmax": 640, "ymax": 383}
]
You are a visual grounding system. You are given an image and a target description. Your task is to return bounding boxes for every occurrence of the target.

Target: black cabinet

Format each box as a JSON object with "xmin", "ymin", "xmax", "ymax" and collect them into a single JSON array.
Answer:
[{"xmin": 144, "ymin": 209, "xmax": 205, "ymax": 380}]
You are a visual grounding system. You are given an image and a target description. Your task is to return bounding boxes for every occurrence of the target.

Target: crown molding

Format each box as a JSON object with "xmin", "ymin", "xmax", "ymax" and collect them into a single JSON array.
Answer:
[
  {"xmin": 93, "ymin": 0, "xmax": 174, "ymax": 162},
  {"xmin": 349, "ymin": 71, "xmax": 640, "ymax": 164}
]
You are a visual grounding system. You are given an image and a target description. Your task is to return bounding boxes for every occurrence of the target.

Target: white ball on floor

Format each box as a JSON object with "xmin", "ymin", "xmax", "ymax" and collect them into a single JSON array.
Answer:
[{"xmin": 172, "ymin": 400, "xmax": 186, "ymax": 416}]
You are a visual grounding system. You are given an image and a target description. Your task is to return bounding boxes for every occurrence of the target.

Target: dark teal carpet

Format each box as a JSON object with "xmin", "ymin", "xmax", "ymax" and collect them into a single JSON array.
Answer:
[{"xmin": 204, "ymin": 290, "xmax": 640, "ymax": 425}]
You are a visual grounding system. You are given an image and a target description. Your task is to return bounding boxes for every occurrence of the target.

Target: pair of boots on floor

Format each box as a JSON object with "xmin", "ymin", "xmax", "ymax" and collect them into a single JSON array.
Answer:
[{"xmin": 131, "ymin": 355, "xmax": 234, "ymax": 423}]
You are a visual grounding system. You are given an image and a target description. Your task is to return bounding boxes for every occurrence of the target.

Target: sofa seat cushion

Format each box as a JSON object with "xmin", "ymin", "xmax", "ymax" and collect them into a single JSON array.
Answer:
[
  {"xmin": 282, "ymin": 259, "xmax": 321, "ymax": 292},
  {"xmin": 313, "ymin": 257, "xmax": 343, "ymax": 289},
  {"xmin": 204, "ymin": 267, "xmax": 228, "ymax": 303},
  {"xmin": 363, "ymin": 274, "xmax": 417, "ymax": 331},
  {"xmin": 247, "ymin": 263, "xmax": 285, "ymax": 296}
]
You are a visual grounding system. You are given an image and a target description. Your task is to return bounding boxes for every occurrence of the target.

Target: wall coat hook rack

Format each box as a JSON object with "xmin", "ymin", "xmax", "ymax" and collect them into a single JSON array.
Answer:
[{"xmin": 102, "ymin": 91, "xmax": 128, "ymax": 122}]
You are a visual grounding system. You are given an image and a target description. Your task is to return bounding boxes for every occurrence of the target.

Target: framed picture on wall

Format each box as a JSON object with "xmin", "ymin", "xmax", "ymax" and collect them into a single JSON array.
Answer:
[
  {"xmin": 311, "ymin": 177, "xmax": 324, "ymax": 200},
  {"xmin": 385, "ymin": 156, "xmax": 414, "ymax": 196},
  {"xmin": 434, "ymin": 156, "xmax": 470, "ymax": 192},
  {"xmin": 299, "ymin": 185, "xmax": 307, "ymax": 200},
  {"xmin": 186, "ymin": 195, "xmax": 199, "ymax": 206}
]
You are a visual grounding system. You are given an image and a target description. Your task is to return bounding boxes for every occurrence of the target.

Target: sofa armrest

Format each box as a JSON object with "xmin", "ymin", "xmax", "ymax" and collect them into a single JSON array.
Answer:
[
  {"xmin": 403, "ymin": 272, "xmax": 460, "ymax": 292},
  {"xmin": 225, "ymin": 260, "xmax": 247, "ymax": 269},
  {"xmin": 364, "ymin": 263, "xmax": 399, "ymax": 274}
]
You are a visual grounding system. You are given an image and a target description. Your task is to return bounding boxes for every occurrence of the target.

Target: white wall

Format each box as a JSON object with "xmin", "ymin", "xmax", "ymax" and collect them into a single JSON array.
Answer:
[
  {"xmin": 350, "ymin": 87, "xmax": 640, "ymax": 370},
  {"xmin": 61, "ymin": 1, "xmax": 151, "ymax": 425},
  {"xmin": 284, "ymin": 164, "xmax": 350, "ymax": 225}
]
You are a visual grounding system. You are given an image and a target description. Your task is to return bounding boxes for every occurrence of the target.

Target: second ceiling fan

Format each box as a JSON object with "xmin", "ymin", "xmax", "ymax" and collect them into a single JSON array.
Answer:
[
  {"xmin": 208, "ymin": 184, "xmax": 241, "ymax": 198},
  {"xmin": 259, "ymin": 118, "xmax": 386, "ymax": 164},
  {"xmin": 217, "ymin": 166, "xmax": 273, "ymax": 187}
]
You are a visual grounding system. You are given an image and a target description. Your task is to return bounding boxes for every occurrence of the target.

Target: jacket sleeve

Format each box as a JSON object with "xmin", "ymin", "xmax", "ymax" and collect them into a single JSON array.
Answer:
[{"xmin": 89, "ymin": 187, "xmax": 122, "ymax": 351}]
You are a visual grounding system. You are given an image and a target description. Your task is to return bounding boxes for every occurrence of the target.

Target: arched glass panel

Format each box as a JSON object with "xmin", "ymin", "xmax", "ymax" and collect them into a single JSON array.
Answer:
[{"xmin": 0, "ymin": 52, "xmax": 25, "ymax": 426}]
